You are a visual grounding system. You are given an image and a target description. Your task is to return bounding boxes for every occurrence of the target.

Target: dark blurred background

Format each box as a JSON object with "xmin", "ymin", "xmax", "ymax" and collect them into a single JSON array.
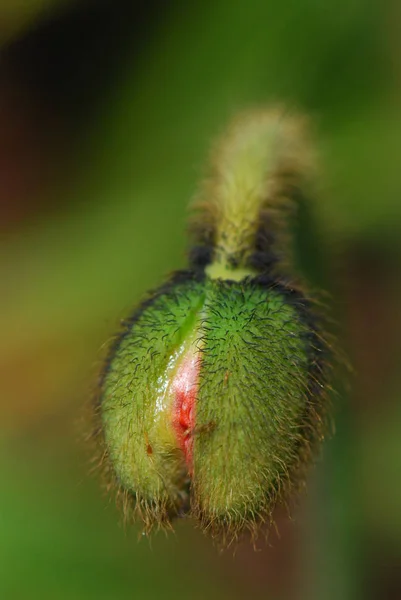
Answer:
[{"xmin": 1, "ymin": 1, "xmax": 401, "ymax": 599}]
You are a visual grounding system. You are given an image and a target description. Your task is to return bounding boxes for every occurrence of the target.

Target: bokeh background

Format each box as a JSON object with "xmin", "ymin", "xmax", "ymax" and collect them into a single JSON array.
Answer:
[{"xmin": 1, "ymin": 1, "xmax": 401, "ymax": 599}]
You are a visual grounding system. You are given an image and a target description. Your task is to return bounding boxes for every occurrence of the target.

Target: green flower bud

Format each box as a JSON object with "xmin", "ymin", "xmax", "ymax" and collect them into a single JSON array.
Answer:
[{"xmin": 93, "ymin": 109, "xmax": 329, "ymax": 543}]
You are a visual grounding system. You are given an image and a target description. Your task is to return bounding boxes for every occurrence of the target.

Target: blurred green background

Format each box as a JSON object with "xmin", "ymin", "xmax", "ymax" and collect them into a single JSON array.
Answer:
[{"xmin": 1, "ymin": 1, "xmax": 401, "ymax": 599}]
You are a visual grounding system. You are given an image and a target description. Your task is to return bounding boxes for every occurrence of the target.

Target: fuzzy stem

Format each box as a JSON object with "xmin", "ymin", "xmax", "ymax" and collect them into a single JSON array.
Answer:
[{"xmin": 192, "ymin": 108, "xmax": 315, "ymax": 279}]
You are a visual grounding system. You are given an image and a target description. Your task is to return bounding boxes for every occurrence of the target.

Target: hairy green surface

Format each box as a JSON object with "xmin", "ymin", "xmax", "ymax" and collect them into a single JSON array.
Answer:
[
  {"xmin": 194, "ymin": 281, "xmax": 310, "ymax": 534},
  {"xmin": 101, "ymin": 277, "xmax": 205, "ymax": 522},
  {"xmin": 100, "ymin": 274, "xmax": 316, "ymax": 539}
]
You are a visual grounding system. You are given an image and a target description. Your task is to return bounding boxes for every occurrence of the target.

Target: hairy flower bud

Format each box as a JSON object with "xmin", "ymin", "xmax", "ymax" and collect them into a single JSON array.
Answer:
[{"xmin": 93, "ymin": 109, "xmax": 329, "ymax": 543}]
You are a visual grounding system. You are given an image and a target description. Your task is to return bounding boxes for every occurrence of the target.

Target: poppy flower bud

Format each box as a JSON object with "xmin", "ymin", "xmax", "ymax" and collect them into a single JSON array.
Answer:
[{"xmin": 94, "ymin": 109, "xmax": 329, "ymax": 543}]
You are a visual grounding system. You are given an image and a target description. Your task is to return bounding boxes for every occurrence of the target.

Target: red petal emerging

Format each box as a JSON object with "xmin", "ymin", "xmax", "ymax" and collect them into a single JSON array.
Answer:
[{"xmin": 172, "ymin": 349, "xmax": 199, "ymax": 473}]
